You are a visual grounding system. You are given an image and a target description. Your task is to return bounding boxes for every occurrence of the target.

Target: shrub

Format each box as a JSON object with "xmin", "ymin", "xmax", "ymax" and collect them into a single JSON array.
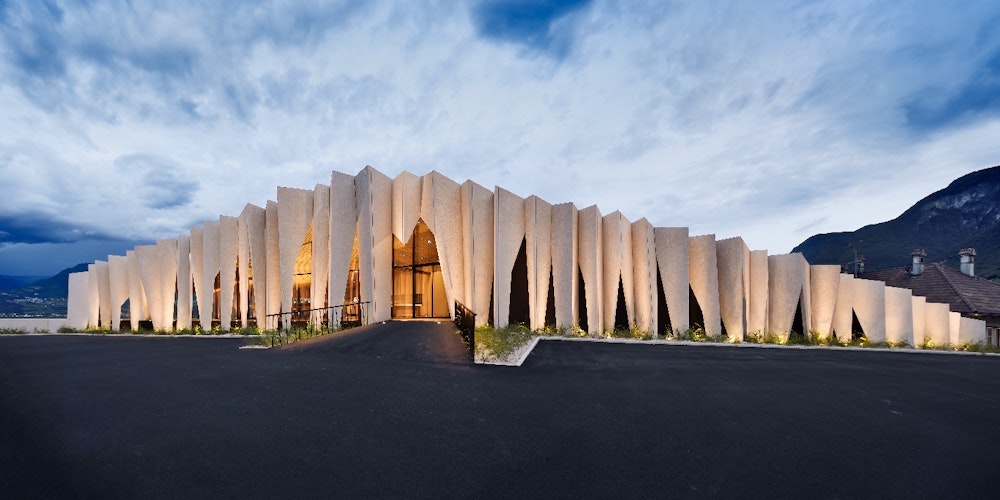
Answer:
[
  {"xmin": 0, "ymin": 327, "xmax": 28, "ymax": 334},
  {"xmin": 57, "ymin": 326, "xmax": 78, "ymax": 333},
  {"xmin": 475, "ymin": 324, "xmax": 533, "ymax": 363}
]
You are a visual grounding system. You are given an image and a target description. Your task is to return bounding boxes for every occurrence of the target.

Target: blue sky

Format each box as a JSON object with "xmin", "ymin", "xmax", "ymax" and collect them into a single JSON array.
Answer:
[{"xmin": 1, "ymin": 0, "xmax": 999, "ymax": 275}]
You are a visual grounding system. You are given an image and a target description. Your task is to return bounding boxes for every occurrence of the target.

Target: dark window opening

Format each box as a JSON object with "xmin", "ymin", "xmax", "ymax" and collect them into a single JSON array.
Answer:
[
  {"xmin": 508, "ymin": 237, "xmax": 530, "ymax": 326},
  {"xmin": 577, "ymin": 267, "xmax": 588, "ymax": 332},
  {"xmin": 613, "ymin": 276, "xmax": 629, "ymax": 330},
  {"xmin": 851, "ymin": 310, "xmax": 864, "ymax": 340},
  {"xmin": 544, "ymin": 266, "xmax": 556, "ymax": 328},
  {"xmin": 656, "ymin": 267, "xmax": 671, "ymax": 336},
  {"xmin": 688, "ymin": 286, "xmax": 704, "ymax": 331}
]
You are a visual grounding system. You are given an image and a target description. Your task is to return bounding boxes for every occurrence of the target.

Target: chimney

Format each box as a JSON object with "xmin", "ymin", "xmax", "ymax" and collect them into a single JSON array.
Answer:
[
  {"xmin": 959, "ymin": 248, "xmax": 976, "ymax": 276},
  {"xmin": 911, "ymin": 248, "xmax": 926, "ymax": 276}
]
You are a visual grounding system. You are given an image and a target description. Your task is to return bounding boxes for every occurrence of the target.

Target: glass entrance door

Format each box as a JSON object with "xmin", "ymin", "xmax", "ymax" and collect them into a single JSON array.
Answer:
[{"xmin": 392, "ymin": 219, "xmax": 449, "ymax": 318}]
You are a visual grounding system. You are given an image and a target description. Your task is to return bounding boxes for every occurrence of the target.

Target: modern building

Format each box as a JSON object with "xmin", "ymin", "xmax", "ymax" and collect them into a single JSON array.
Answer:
[
  {"xmin": 66, "ymin": 166, "xmax": 988, "ymax": 346},
  {"xmin": 862, "ymin": 249, "xmax": 1000, "ymax": 347}
]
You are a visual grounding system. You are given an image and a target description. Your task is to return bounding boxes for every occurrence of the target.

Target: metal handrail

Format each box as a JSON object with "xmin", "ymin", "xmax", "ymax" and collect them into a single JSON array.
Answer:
[
  {"xmin": 454, "ymin": 300, "xmax": 476, "ymax": 353},
  {"xmin": 263, "ymin": 301, "xmax": 370, "ymax": 345}
]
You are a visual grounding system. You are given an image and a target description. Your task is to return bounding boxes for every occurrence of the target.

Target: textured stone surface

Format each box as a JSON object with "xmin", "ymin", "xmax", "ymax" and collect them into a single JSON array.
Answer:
[
  {"xmin": 910, "ymin": 296, "xmax": 926, "ymax": 346},
  {"xmin": 654, "ymin": 227, "xmax": 689, "ymax": 335},
  {"xmin": 602, "ymin": 211, "xmax": 634, "ymax": 331},
  {"xmin": 202, "ymin": 221, "xmax": 221, "ymax": 325},
  {"xmin": 524, "ymin": 196, "xmax": 552, "ymax": 331},
  {"xmin": 108, "ymin": 255, "xmax": 129, "ymax": 332},
  {"xmin": 747, "ymin": 250, "xmax": 769, "ymax": 335},
  {"xmin": 421, "ymin": 171, "xmax": 464, "ymax": 319},
  {"xmin": 329, "ymin": 171, "xmax": 357, "ymax": 318},
  {"xmin": 312, "ymin": 184, "xmax": 331, "ymax": 326},
  {"xmin": 831, "ymin": 274, "xmax": 855, "ymax": 341},
  {"xmin": 949, "ymin": 311, "xmax": 961, "ymax": 346},
  {"xmin": 631, "ymin": 219, "xmax": 657, "ymax": 336},
  {"xmin": 134, "ymin": 246, "xmax": 161, "ymax": 330},
  {"xmin": 265, "ymin": 200, "xmax": 281, "ymax": 330},
  {"xmin": 277, "ymin": 187, "xmax": 314, "ymax": 328},
  {"xmin": 392, "ymin": 171, "xmax": 422, "ymax": 242},
  {"xmin": 355, "ymin": 167, "xmax": 393, "ymax": 322},
  {"xmin": 923, "ymin": 302, "xmax": 951, "ymax": 346},
  {"xmin": 551, "ymin": 203, "xmax": 578, "ymax": 330},
  {"xmin": 94, "ymin": 261, "xmax": 111, "ymax": 329},
  {"xmin": 716, "ymin": 237, "xmax": 748, "ymax": 340},
  {"xmin": 493, "ymin": 187, "xmax": 526, "ymax": 328},
  {"xmin": 461, "ymin": 180, "xmax": 494, "ymax": 326},
  {"xmin": 126, "ymin": 250, "xmax": 147, "ymax": 327},
  {"xmin": 853, "ymin": 279, "xmax": 887, "ymax": 342},
  {"xmin": 809, "ymin": 265, "xmax": 841, "ymax": 337},
  {"xmin": 689, "ymin": 234, "xmax": 721, "ymax": 338},
  {"xmin": 884, "ymin": 286, "xmax": 914, "ymax": 344},
  {"xmin": 176, "ymin": 235, "xmax": 192, "ymax": 330},
  {"xmin": 219, "ymin": 216, "xmax": 239, "ymax": 330},
  {"xmin": 766, "ymin": 253, "xmax": 808, "ymax": 336},
  {"xmin": 156, "ymin": 239, "xmax": 178, "ymax": 331},
  {"xmin": 958, "ymin": 316, "xmax": 986, "ymax": 344},
  {"xmin": 67, "ymin": 271, "xmax": 89, "ymax": 329},
  {"xmin": 189, "ymin": 226, "xmax": 205, "ymax": 325},
  {"xmin": 578, "ymin": 205, "xmax": 603, "ymax": 334}
]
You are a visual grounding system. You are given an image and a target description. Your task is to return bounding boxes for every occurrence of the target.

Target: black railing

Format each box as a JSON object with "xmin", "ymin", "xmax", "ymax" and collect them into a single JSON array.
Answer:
[
  {"xmin": 454, "ymin": 300, "xmax": 476, "ymax": 351},
  {"xmin": 263, "ymin": 301, "xmax": 370, "ymax": 346}
]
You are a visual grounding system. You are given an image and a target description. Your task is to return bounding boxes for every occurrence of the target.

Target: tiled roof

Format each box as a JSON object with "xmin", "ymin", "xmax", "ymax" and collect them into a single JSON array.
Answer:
[{"xmin": 861, "ymin": 263, "xmax": 1000, "ymax": 316}]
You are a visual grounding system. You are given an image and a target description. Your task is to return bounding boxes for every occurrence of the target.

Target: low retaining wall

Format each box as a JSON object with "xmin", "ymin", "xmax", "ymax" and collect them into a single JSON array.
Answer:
[{"xmin": 0, "ymin": 318, "xmax": 71, "ymax": 332}]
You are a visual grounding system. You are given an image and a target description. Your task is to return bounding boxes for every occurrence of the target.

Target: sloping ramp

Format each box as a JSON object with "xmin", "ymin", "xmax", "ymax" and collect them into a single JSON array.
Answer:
[{"xmin": 279, "ymin": 320, "xmax": 472, "ymax": 364}]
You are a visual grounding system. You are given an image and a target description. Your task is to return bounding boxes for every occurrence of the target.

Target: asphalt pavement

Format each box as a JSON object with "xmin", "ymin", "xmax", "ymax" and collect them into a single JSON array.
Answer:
[{"xmin": 2, "ymin": 322, "xmax": 998, "ymax": 498}]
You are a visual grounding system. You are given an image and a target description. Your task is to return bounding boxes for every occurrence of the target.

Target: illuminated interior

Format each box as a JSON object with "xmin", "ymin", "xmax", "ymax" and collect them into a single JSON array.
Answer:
[{"xmin": 392, "ymin": 219, "xmax": 448, "ymax": 318}]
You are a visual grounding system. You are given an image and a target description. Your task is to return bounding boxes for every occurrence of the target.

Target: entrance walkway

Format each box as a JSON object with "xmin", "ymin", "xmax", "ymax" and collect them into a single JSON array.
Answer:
[{"xmin": 280, "ymin": 319, "xmax": 471, "ymax": 364}]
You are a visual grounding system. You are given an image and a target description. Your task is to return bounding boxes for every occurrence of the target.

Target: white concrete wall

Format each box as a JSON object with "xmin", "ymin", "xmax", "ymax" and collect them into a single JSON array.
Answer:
[
  {"xmin": 524, "ymin": 195, "xmax": 552, "ymax": 331},
  {"xmin": 108, "ymin": 255, "xmax": 129, "ymax": 331},
  {"xmin": 189, "ymin": 226, "xmax": 205, "ymax": 325},
  {"xmin": 923, "ymin": 302, "xmax": 951, "ymax": 347},
  {"xmin": 126, "ymin": 250, "xmax": 148, "ymax": 327},
  {"xmin": 461, "ymin": 180, "xmax": 494, "ymax": 326},
  {"xmin": 716, "ymin": 237, "xmax": 748, "ymax": 340},
  {"xmin": 177, "ymin": 235, "xmax": 192, "ymax": 330},
  {"xmin": 95, "ymin": 260, "xmax": 111, "ymax": 329},
  {"xmin": 243, "ymin": 204, "xmax": 267, "ymax": 327},
  {"xmin": 392, "ymin": 171, "xmax": 422, "ymax": 242},
  {"xmin": 747, "ymin": 249, "xmax": 769, "ymax": 336},
  {"xmin": 265, "ymin": 200, "xmax": 281, "ymax": 330},
  {"xmin": 219, "ymin": 216, "xmax": 239, "ymax": 330},
  {"xmin": 959, "ymin": 316, "xmax": 986, "ymax": 344},
  {"xmin": 831, "ymin": 274, "xmax": 855, "ymax": 342},
  {"xmin": 884, "ymin": 286, "xmax": 913, "ymax": 345},
  {"xmin": 578, "ymin": 205, "xmax": 603, "ymax": 334},
  {"xmin": 277, "ymin": 187, "xmax": 313, "ymax": 328},
  {"xmin": 202, "ymin": 221, "xmax": 221, "ymax": 325},
  {"xmin": 67, "ymin": 271, "xmax": 89, "ymax": 330},
  {"xmin": 766, "ymin": 253, "xmax": 810, "ymax": 337},
  {"xmin": 551, "ymin": 203, "xmax": 578, "ymax": 331},
  {"xmin": 329, "ymin": 171, "xmax": 357, "ymax": 321},
  {"xmin": 910, "ymin": 296, "xmax": 926, "ymax": 347},
  {"xmin": 312, "ymin": 184, "xmax": 332, "ymax": 327},
  {"xmin": 853, "ymin": 278, "xmax": 887, "ymax": 343},
  {"xmin": 493, "ymin": 187, "xmax": 526, "ymax": 328},
  {"xmin": 689, "ymin": 234, "xmax": 721, "ymax": 338},
  {"xmin": 631, "ymin": 218, "xmax": 657, "ymax": 336},
  {"xmin": 602, "ymin": 211, "xmax": 634, "ymax": 332},
  {"xmin": 421, "ymin": 171, "xmax": 464, "ymax": 319},
  {"xmin": 809, "ymin": 265, "xmax": 841, "ymax": 338},
  {"xmin": 0, "ymin": 318, "xmax": 72, "ymax": 332},
  {"xmin": 355, "ymin": 166, "xmax": 393, "ymax": 322},
  {"xmin": 654, "ymin": 227, "xmax": 689, "ymax": 335},
  {"xmin": 135, "ymin": 246, "xmax": 162, "ymax": 330}
]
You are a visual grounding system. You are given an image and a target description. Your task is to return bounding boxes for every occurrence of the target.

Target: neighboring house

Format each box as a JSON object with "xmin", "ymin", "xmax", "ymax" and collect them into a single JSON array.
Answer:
[{"xmin": 861, "ymin": 249, "xmax": 1000, "ymax": 347}]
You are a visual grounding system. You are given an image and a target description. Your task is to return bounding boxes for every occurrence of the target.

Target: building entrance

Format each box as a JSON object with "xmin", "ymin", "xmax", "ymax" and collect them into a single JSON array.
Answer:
[{"xmin": 392, "ymin": 219, "xmax": 449, "ymax": 319}]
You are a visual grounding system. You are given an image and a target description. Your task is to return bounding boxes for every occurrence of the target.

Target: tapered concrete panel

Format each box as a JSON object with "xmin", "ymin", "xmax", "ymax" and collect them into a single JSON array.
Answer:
[
  {"xmin": 524, "ymin": 195, "xmax": 552, "ymax": 330},
  {"xmin": 911, "ymin": 296, "xmax": 926, "ymax": 346},
  {"xmin": 94, "ymin": 260, "xmax": 111, "ymax": 329},
  {"xmin": 392, "ymin": 171, "xmax": 422, "ymax": 242},
  {"xmin": 157, "ymin": 239, "xmax": 178, "ymax": 331},
  {"xmin": 219, "ymin": 216, "xmax": 239, "ymax": 330},
  {"xmin": 461, "ymin": 180, "xmax": 494, "ymax": 326},
  {"xmin": 602, "ymin": 211, "xmax": 634, "ymax": 331},
  {"xmin": 265, "ymin": 200, "xmax": 281, "ymax": 330},
  {"xmin": 852, "ymin": 278, "xmax": 886, "ymax": 342},
  {"xmin": 551, "ymin": 203, "xmax": 578, "ymax": 331},
  {"xmin": 311, "ymin": 184, "xmax": 331, "ymax": 326},
  {"xmin": 240, "ymin": 204, "xmax": 267, "ymax": 328},
  {"xmin": 134, "ymin": 246, "xmax": 162, "ymax": 330},
  {"xmin": 126, "ymin": 250, "xmax": 147, "ymax": 328},
  {"xmin": 108, "ymin": 255, "xmax": 129, "ymax": 332},
  {"xmin": 949, "ymin": 311, "xmax": 962, "ymax": 346},
  {"xmin": 923, "ymin": 302, "xmax": 950, "ymax": 347},
  {"xmin": 189, "ymin": 226, "xmax": 205, "ymax": 324},
  {"xmin": 176, "ymin": 235, "xmax": 192, "ymax": 330},
  {"xmin": 767, "ymin": 253, "xmax": 809, "ymax": 336},
  {"xmin": 631, "ymin": 219, "xmax": 657, "ymax": 335},
  {"xmin": 578, "ymin": 205, "xmax": 603, "ymax": 334},
  {"xmin": 884, "ymin": 286, "xmax": 913, "ymax": 345},
  {"xmin": 654, "ymin": 227, "xmax": 689, "ymax": 335},
  {"xmin": 831, "ymin": 274, "xmax": 855, "ymax": 341},
  {"xmin": 330, "ymin": 171, "xmax": 357, "ymax": 313},
  {"xmin": 202, "ymin": 221, "xmax": 221, "ymax": 325},
  {"xmin": 809, "ymin": 265, "xmax": 841, "ymax": 337},
  {"xmin": 958, "ymin": 316, "xmax": 986, "ymax": 344},
  {"xmin": 747, "ymin": 250, "xmax": 769, "ymax": 335},
  {"xmin": 494, "ymin": 187, "xmax": 526, "ymax": 328},
  {"xmin": 717, "ymin": 237, "xmax": 749, "ymax": 340},
  {"xmin": 421, "ymin": 171, "xmax": 464, "ymax": 319},
  {"xmin": 67, "ymin": 271, "xmax": 90, "ymax": 330},
  {"xmin": 355, "ymin": 166, "xmax": 393, "ymax": 322},
  {"xmin": 689, "ymin": 235, "xmax": 721, "ymax": 338},
  {"xmin": 277, "ymin": 187, "xmax": 314, "ymax": 328}
]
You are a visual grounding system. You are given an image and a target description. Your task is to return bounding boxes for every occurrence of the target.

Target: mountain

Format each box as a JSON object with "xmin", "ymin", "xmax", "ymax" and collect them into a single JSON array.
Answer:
[
  {"xmin": 793, "ymin": 165, "xmax": 1000, "ymax": 281},
  {"xmin": 0, "ymin": 263, "xmax": 87, "ymax": 317},
  {"xmin": 0, "ymin": 275, "xmax": 47, "ymax": 291}
]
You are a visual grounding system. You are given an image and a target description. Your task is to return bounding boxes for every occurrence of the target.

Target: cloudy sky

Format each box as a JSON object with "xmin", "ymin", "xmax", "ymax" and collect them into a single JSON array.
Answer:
[{"xmin": 2, "ymin": 0, "xmax": 999, "ymax": 276}]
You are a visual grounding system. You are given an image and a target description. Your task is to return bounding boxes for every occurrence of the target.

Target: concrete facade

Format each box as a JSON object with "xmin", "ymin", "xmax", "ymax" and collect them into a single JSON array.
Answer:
[{"xmin": 63, "ymin": 166, "xmax": 985, "ymax": 346}]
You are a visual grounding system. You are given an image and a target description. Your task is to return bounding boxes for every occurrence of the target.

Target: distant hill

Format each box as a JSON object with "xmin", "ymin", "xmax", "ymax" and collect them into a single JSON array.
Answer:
[
  {"xmin": 793, "ymin": 165, "xmax": 1000, "ymax": 281},
  {"xmin": 0, "ymin": 263, "xmax": 87, "ymax": 317},
  {"xmin": 0, "ymin": 275, "xmax": 47, "ymax": 291}
]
